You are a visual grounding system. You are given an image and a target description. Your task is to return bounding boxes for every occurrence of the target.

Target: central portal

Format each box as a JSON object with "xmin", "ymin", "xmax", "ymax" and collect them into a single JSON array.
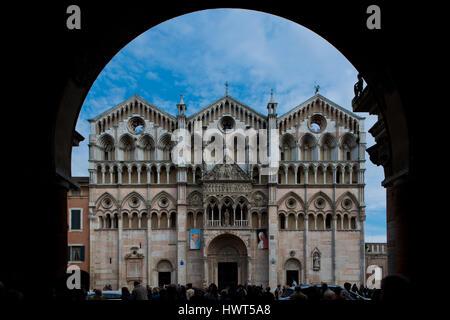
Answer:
[
  {"xmin": 218, "ymin": 262, "xmax": 238, "ymax": 290},
  {"xmin": 206, "ymin": 233, "xmax": 249, "ymax": 287}
]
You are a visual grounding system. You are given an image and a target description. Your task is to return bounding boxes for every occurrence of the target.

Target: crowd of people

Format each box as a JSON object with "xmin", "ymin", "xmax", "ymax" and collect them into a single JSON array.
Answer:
[
  {"xmin": 87, "ymin": 275, "xmax": 406, "ymax": 303},
  {"xmin": 0, "ymin": 274, "xmax": 410, "ymax": 303}
]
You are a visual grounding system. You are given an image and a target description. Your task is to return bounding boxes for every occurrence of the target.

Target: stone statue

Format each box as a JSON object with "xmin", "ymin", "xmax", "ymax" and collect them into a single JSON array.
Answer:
[
  {"xmin": 313, "ymin": 252, "xmax": 320, "ymax": 271},
  {"xmin": 354, "ymin": 73, "xmax": 364, "ymax": 98},
  {"xmin": 314, "ymin": 84, "xmax": 320, "ymax": 95},
  {"xmin": 224, "ymin": 209, "xmax": 230, "ymax": 226}
]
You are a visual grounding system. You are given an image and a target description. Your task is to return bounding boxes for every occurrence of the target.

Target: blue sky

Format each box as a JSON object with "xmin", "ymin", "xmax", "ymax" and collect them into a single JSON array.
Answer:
[{"xmin": 72, "ymin": 9, "xmax": 386, "ymax": 242}]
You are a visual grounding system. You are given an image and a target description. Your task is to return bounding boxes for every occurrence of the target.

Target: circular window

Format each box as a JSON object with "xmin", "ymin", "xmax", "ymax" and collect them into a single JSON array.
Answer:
[
  {"xmin": 159, "ymin": 197, "xmax": 169, "ymax": 208},
  {"xmin": 342, "ymin": 198, "xmax": 353, "ymax": 210},
  {"xmin": 128, "ymin": 117, "xmax": 145, "ymax": 135},
  {"xmin": 129, "ymin": 197, "xmax": 139, "ymax": 208},
  {"xmin": 315, "ymin": 198, "xmax": 326, "ymax": 209},
  {"xmin": 286, "ymin": 198, "xmax": 296, "ymax": 209},
  {"xmin": 308, "ymin": 114, "xmax": 327, "ymax": 133},
  {"xmin": 219, "ymin": 116, "xmax": 235, "ymax": 132},
  {"xmin": 103, "ymin": 198, "xmax": 112, "ymax": 209}
]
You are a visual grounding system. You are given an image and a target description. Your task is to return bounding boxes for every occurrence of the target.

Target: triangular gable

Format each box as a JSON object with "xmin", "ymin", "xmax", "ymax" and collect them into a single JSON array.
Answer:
[
  {"xmin": 186, "ymin": 95, "xmax": 267, "ymax": 122},
  {"xmin": 278, "ymin": 94, "xmax": 364, "ymax": 122},
  {"xmin": 88, "ymin": 94, "xmax": 176, "ymax": 122},
  {"xmin": 202, "ymin": 162, "xmax": 251, "ymax": 181}
]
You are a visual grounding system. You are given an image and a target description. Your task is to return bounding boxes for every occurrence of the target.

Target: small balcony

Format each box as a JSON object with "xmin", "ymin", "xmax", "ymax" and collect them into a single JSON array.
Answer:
[{"xmin": 206, "ymin": 219, "xmax": 249, "ymax": 228}]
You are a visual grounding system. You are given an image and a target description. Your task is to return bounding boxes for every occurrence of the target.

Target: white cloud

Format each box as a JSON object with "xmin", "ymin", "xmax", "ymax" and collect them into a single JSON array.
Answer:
[{"xmin": 145, "ymin": 71, "xmax": 159, "ymax": 80}]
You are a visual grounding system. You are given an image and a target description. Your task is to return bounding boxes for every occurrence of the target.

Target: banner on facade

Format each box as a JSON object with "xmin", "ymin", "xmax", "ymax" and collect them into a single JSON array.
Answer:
[
  {"xmin": 256, "ymin": 229, "xmax": 268, "ymax": 249},
  {"xmin": 190, "ymin": 229, "xmax": 201, "ymax": 250}
]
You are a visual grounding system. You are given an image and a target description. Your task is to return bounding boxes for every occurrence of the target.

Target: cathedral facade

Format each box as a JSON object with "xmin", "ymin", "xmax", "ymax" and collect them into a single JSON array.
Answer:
[{"xmin": 87, "ymin": 91, "xmax": 366, "ymax": 290}]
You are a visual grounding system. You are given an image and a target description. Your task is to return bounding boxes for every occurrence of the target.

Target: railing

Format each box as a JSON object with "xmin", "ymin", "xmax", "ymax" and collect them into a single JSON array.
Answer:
[
  {"xmin": 207, "ymin": 220, "xmax": 249, "ymax": 228},
  {"xmin": 366, "ymin": 243, "xmax": 386, "ymax": 254}
]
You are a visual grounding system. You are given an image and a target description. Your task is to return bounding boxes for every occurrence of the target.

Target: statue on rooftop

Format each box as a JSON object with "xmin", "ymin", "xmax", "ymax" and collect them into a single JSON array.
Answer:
[{"xmin": 354, "ymin": 73, "xmax": 364, "ymax": 98}]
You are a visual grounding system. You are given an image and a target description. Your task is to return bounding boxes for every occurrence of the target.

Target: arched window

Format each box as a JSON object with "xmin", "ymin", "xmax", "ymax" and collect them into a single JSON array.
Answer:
[
  {"xmin": 158, "ymin": 133, "xmax": 173, "ymax": 161},
  {"xmin": 280, "ymin": 134, "xmax": 296, "ymax": 161},
  {"xmin": 297, "ymin": 214, "xmax": 305, "ymax": 230},
  {"xmin": 105, "ymin": 214, "xmax": 111, "ymax": 229},
  {"xmin": 288, "ymin": 214, "xmax": 296, "ymax": 230},
  {"xmin": 320, "ymin": 133, "xmax": 337, "ymax": 160},
  {"xmin": 194, "ymin": 167, "xmax": 202, "ymax": 182},
  {"xmin": 122, "ymin": 213, "xmax": 129, "ymax": 229},
  {"xmin": 160, "ymin": 212, "xmax": 168, "ymax": 229},
  {"xmin": 169, "ymin": 212, "xmax": 177, "ymax": 228},
  {"xmin": 340, "ymin": 133, "xmax": 357, "ymax": 161},
  {"xmin": 279, "ymin": 214, "xmax": 286, "ymax": 230},
  {"xmin": 300, "ymin": 134, "xmax": 316, "ymax": 161},
  {"xmin": 99, "ymin": 134, "xmax": 115, "ymax": 160},
  {"xmin": 141, "ymin": 213, "xmax": 148, "ymax": 229},
  {"xmin": 350, "ymin": 216, "xmax": 357, "ymax": 229},
  {"xmin": 131, "ymin": 212, "xmax": 139, "ymax": 229},
  {"xmin": 151, "ymin": 212, "xmax": 158, "ymax": 229},
  {"xmin": 261, "ymin": 212, "xmax": 268, "ymax": 228},
  {"xmin": 343, "ymin": 214, "xmax": 349, "ymax": 230},
  {"xmin": 119, "ymin": 134, "xmax": 135, "ymax": 161},
  {"xmin": 308, "ymin": 214, "xmax": 315, "ymax": 230},
  {"xmin": 252, "ymin": 212, "xmax": 259, "ymax": 228},
  {"xmin": 113, "ymin": 214, "xmax": 119, "ymax": 228},
  {"xmin": 195, "ymin": 212, "xmax": 203, "ymax": 229},
  {"xmin": 336, "ymin": 214, "xmax": 342, "ymax": 230},
  {"xmin": 139, "ymin": 135, "xmax": 155, "ymax": 161},
  {"xmin": 325, "ymin": 214, "xmax": 332, "ymax": 230},
  {"xmin": 187, "ymin": 212, "xmax": 194, "ymax": 229},
  {"xmin": 187, "ymin": 167, "xmax": 193, "ymax": 184},
  {"xmin": 317, "ymin": 214, "xmax": 325, "ymax": 230}
]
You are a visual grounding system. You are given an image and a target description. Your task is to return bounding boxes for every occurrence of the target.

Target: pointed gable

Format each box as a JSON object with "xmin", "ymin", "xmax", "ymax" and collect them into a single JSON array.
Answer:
[
  {"xmin": 89, "ymin": 94, "xmax": 176, "ymax": 134},
  {"xmin": 203, "ymin": 163, "xmax": 251, "ymax": 181},
  {"xmin": 277, "ymin": 94, "xmax": 364, "ymax": 133},
  {"xmin": 186, "ymin": 95, "xmax": 267, "ymax": 125}
]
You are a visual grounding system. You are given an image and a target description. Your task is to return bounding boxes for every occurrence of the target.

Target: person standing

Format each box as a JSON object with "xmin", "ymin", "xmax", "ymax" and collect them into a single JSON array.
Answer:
[
  {"xmin": 132, "ymin": 281, "xmax": 149, "ymax": 300},
  {"xmin": 121, "ymin": 287, "xmax": 133, "ymax": 301},
  {"xmin": 146, "ymin": 285, "xmax": 152, "ymax": 300},
  {"xmin": 290, "ymin": 286, "xmax": 308, "ymax": 301},
  {"xmin": 321, "ymin": 283, "xmax": 336, "ymax": 300},
  {"xmin": 186, "ymin": 283, "xmax": 195, "ymax": 301},
  {"xmin": 274, "ymin": 285, "xmax": 282, "ymax": 300},
  {"xmin": 340, "ymin": 282, "xmax": 352, "ymax": 300},
  {"xmin": 89, "ymin": 289, "xmax": 105, "ymax": 300},
  {"xmin": 262, "ymin": 287, "xmax": 275, "ymax": 302}
]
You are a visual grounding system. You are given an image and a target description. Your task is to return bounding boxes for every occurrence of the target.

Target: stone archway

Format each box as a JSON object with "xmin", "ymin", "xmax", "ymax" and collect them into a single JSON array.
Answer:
[
  {"xmin": 155, "ymin": 259, "xmax": 174, "ymax": 287},
  {"xmin": 284, "ymin": 258, "xmax": 302, "ymax": 286},
  {"xmin": 206, "ymin": 233, "xmax": 248, "ymax": 290}
]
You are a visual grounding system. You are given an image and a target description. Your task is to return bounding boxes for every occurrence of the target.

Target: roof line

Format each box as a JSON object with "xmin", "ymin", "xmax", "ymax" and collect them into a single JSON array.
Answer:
[
  {"xmin": 186, "ymin": 95, "xmax": 267, "ymax": 121},
  {"xmin": 88, "ymin": 94, "xmax": 176, "ymax": 122},
  {"xmin": 277, "ymin": 94, "xmax": 364, "ymax": 120}
]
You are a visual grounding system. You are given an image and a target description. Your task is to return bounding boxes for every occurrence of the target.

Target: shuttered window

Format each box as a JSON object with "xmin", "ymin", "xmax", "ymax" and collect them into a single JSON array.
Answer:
[
  {"xmin": 70, "ymin": 209, "xmax": 82, "ymax": 230},
  {"xmin": 68, "ymin": 245, "xmax": 85, "ymax": 262}
]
